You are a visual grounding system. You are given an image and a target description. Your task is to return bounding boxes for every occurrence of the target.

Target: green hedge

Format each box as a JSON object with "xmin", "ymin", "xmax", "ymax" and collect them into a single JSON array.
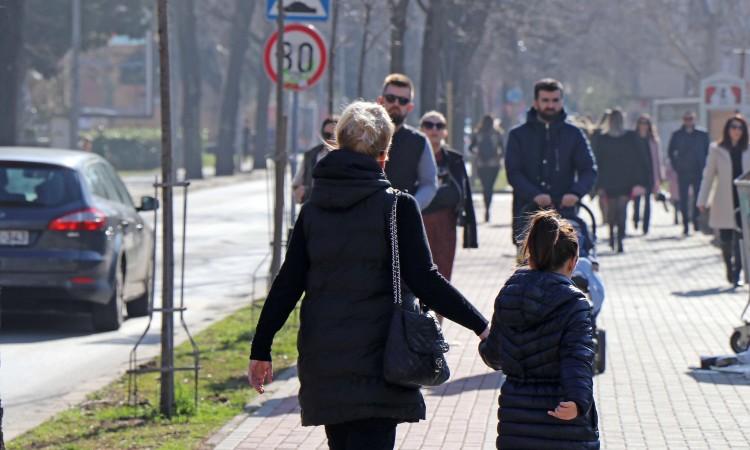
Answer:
[{"xmin": 85, "ymin": 128, "xmax": 161, "ymax": 171}]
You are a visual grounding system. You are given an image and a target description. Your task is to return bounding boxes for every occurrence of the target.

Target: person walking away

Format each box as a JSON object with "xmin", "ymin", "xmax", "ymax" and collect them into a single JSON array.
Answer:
[
  {"xmin": 248, "ymin": 101, "xmax": 489, "ymax": 450},
  {"xmin": 591, "ymin": 110, "xmax": 611, "ymax": 226},
  {"xmin": 668, "ymin": 111, "xmax": 709, "ymax": 235},
  {"xmin": 697, "ymin": 115, "xmax": 750, "ymax": 287},
  {"xmin": 377, "ymin": 73, "xmax": 438, "ymax": 211},
  {"xmin": 505, "ymin": 78, "xmax": 597, "ymax": 246},
  {"xmin": 420, "ymin": 111, "xmax": 478, "ymax": 323},
  {"xmin": 479, "ymin": 210, "xmax": 599, "ymax": 450},
  {"xmin": 292, "ymin": 116, "xmax": 338, "ymax": 204},
  {"xmin": 592, "ymin": 109, "xmax": 649, "ymax": 253},
  {"xmin": 469, "ymin": 114, "xmax": 504, "ymax": 222},
  {"xmin": 632, "ymin": 114, "xmax": 663, "ymax": 234}
]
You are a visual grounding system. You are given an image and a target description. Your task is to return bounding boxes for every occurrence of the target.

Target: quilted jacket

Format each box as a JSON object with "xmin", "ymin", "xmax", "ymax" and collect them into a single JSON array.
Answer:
[{"xmin": 479, "ymin": 269, "xmax": 600, "ymax": 449}]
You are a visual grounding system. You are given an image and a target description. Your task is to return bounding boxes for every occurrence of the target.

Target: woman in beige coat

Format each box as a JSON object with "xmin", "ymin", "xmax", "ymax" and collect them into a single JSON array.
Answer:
[{"xmin": 697, "ymin": 115, "xmax": 750, "ymax": 286}]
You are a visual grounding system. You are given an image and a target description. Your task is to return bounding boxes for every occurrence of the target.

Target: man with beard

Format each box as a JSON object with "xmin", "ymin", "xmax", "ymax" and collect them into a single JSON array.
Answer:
[
  {"xmin": 505, "ymin": 78, "xmax": 597, "ymax": 245},
  {"xmin": 377, "ymin": 73, "xmax": 438, "ymax": 210}
]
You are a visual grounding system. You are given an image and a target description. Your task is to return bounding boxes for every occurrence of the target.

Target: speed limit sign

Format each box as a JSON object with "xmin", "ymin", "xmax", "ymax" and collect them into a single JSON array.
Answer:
[{"xmin": 264, "ymin": 23, "xmax": 328, "ymax": 91}]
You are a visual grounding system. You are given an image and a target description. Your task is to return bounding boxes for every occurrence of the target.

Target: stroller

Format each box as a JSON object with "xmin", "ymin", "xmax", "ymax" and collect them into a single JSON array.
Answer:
[{"xmin": 518, "ymin": 202, "xmax": 607, "ymax": 374}]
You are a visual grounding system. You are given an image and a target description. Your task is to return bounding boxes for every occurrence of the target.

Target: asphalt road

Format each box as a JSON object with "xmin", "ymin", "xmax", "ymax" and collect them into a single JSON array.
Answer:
[{"xmin": 0, "ymin": 174, "xmax": 284, "ymax": 440}]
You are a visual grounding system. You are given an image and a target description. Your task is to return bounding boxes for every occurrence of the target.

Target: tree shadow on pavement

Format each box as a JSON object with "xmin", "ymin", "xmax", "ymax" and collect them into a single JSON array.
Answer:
[
  {"xmin": 672, "ymin": 287, "xmax": 740, "ymax": 297},
  {"xmin": 686, "ymin": 369, "xmax": 750, "ymax": 386},
  {"xmin": 425, "ymin": 371, "xmax": 505, "ymax": 397}
]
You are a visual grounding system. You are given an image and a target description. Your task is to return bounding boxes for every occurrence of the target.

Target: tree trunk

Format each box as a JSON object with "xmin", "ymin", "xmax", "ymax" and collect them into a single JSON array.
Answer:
[
  {"xmin": 215, "ymin": 0, "xmax": 255, "ymax": 176},
  {"xmin": 327, "ymin": 0, "xmax": 339, "ymax": 115},
  {"xmin": 389, "ymin": 0, "xmax": 409, "ymax": 74},
  {"xmin": 0, "ymin": 0, "xmax": 24, "ymax": 146},
  {"xmin": 253, "ymin": 46, "xmax": 271, "ymax": 170},
  {"xmin": 357, "ymin": 4, "xmax": 373, "ymax": 98},
  {"xmin": 176, "ymin": 0, "xmax": 203, "ymax": 179},
  {"xmin": 419, "ymin": 0, "xmax": 445, "ymax": 114}
]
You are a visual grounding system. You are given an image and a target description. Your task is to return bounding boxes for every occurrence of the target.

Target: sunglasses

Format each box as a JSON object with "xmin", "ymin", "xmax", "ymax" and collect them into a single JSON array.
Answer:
[
  {"xmin": 729, "ymin": 124, "xmax": 744, "ymax": 130},
  {"xmin": 383, "ymin": 93, "xmax": 410, "ymax": 106},
  {"xmin": 421, "ymin": 121, "xmax": 446, "ymax": 130},
  {"xmin": 322, "ymin": 132, "xmax": 334, "ymax": 140},
  {"xmin": 683, "ymin": 117, "xmax": 695, "ymax": 121}
]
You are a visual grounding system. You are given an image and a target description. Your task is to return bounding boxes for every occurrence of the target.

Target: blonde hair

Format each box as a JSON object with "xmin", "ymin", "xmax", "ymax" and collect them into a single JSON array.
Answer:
[
  {"xmin": 420, "ymin": 110, "xmax": 446, "ymax": 124},
  {"xmin": 334, "ymin": 101, "xmax": 394, "ymax": 158}
]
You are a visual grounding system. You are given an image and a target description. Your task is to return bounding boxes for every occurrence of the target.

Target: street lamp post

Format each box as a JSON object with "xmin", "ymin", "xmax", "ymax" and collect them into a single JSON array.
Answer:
[{"xmin": 69, "ymin": 0, "xmax": 81, "ymax": 149}]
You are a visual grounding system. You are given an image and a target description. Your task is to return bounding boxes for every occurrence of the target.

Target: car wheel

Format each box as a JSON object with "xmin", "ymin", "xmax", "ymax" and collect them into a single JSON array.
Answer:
[
  {"xmin": 92, "ymin": 263, "xmax": 124, "ymax": 331},
  {"xmin": 126, "ymin": 265, "xmax": 151, "ymax": 317}
]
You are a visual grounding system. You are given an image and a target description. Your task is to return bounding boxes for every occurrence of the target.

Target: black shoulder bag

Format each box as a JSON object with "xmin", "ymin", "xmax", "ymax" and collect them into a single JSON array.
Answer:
[{"xmin": 383, "ymin": 190, "xmax": 451, "ymax": 389}]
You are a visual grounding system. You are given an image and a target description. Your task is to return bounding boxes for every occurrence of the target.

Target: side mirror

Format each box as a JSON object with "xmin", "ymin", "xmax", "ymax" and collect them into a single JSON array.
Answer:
[{"xmin": 137, "ymin": 195, "xmax": 159, "ymax": 212}]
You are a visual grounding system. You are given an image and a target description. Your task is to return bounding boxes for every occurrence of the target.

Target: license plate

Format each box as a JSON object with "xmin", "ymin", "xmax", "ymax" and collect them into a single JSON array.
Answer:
[{"xmin": 0, "ymin": 230, "xmax": 30, "ymax": 246}]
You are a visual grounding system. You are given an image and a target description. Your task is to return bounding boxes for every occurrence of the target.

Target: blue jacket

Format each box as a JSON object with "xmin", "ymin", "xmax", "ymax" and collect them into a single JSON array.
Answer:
[
  {"xmin": 479, "ymin": 270, "xmax": 599, "ymax": 449},
  {"xmin": 667, "ymin": 126, "xmax": 709, "ymax": 178},
  {"xmin": 505, "ymin": 109, "xmax": 597, "ymax": 207}
]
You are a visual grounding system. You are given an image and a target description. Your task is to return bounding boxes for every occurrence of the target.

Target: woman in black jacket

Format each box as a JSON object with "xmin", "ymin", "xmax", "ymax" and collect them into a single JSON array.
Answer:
[
  {"xmin": 469, "ymin": 114, "xmax": 504, "ymax": 222},
  {"xmin": 593, "ymin": 109, "xmax": 649, "ymax": 253},
  {"xmin": 420, "ymin": 111, "xmax": 478, "ymax": 288},
  {"xmin": 248, "ymin": 101, "xmax": 489, "ymax": 450},
  {"xmin": 480, "ymin": 210, "xmax": 599, "ymax": 450}
]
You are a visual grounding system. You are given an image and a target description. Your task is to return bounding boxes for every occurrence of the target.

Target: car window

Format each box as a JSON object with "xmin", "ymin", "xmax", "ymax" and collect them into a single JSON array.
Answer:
[
  {"xmin": 84, "ymin": 164, "xmax": 119, "ymax": 202},
  {"xmin": 101, "ymin": 163, "xmax": 135, "ymax": 208},
  {"xmin": 0, "ymin": 162, "xmax": 82, "ymax": 207}
]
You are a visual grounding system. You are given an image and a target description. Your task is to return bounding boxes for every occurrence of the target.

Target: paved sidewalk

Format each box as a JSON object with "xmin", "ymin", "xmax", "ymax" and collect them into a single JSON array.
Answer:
[{"xmin": 213, "ymin": 194, "xmax": 750, "ymax": 449}]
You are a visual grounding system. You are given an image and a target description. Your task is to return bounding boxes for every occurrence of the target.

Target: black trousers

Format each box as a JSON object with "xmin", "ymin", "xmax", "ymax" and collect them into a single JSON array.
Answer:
[
  {"xmin": 477, "ymin": 166, "xmax": 500, "ymax": 213},
  {"xmin": 605, "ymin": 194, "xmax": 629, "ymax": 250},
  {"xmin": 719, "ymin": 229, "xmax": 743, "ymax": 284},
  {"xmin": 632, "ymin": 194, "xmax": 652, "ymax": 233},
  {"xmin": 678, "ymin": 174, "xmax": 702, "ymax": 233},
  {"xmin": 325, "ymin": 418, "xmax": 398, "ymax": 450}
]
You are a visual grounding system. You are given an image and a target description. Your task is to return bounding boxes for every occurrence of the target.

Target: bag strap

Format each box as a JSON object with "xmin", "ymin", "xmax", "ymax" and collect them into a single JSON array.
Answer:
[{"xmin": 389, "ymin": 190, "xmax": 402, "ymax": 306}]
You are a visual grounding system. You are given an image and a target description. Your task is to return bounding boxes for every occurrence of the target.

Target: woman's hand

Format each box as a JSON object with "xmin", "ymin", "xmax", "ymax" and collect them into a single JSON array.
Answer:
[
  {"xmin": 248, "ymin": 360, "xmax": 273, "ymax": 394},
  {"xmin": 547, "ymin": 401, "xmax": 579, "ymax": 420},
  {"xmin": 698, "ymin": 205, "xmax": 706, "ymax": 214}
]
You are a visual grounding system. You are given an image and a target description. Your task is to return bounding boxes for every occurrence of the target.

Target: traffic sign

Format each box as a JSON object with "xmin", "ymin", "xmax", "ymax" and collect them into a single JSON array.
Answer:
[
  {"xmin": 264, "ymin": 23, "xmax": 328, "ymax": 91},
  {"xmin": 267, "ymin": 0, "xmax": 330, "ymax": 22}
]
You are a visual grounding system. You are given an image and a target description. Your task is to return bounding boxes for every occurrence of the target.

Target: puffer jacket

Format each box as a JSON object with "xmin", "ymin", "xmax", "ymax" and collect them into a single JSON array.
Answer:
[{"xmin": 479, "ymin": 269, "xmax": 599, "ymax": 449}]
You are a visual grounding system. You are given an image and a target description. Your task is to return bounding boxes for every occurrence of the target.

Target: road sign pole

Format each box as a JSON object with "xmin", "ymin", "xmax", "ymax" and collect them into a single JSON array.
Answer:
[
  {"xmin": 290, "ymin": 90, "xmax": 299, "ymax": 225},
  {"xmin": 270, "ymin": 0, "xmax": 286, "ymax": 279}
]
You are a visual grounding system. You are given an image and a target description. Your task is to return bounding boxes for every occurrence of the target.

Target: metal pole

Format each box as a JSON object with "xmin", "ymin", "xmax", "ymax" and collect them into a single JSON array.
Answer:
[
  {"xmin": 327, "ymin": 0, "xmax": 338, "ymax": 116},
  {"xmin": 269, "ymin": 0, "xmax": 286, "ymax": 278},
  {"xmin": 290, "ymin": 90, "xmax": 299, "ymax": 224},
  {"xmin": 69, "ymin": 0, "xmax": 81, "ymax": 149},
  {"xmin": 156, "ymin": 0, "xmax": 175, "ymax": 418}
]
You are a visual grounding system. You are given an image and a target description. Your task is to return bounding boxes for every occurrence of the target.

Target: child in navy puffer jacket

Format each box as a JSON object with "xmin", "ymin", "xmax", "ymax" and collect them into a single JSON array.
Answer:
[{"xmin": 480, "ymin": 210, "xmax": 600, "ymax": 449}]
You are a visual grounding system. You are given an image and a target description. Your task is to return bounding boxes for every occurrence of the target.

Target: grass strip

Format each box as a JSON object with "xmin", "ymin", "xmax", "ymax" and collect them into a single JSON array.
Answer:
[{"xmin": 8, "ymin": 301, "xmax": 299, "ymax": 450}]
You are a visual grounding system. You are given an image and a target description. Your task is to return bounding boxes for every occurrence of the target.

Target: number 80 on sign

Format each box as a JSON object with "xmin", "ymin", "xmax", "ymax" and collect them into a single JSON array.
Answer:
[{"xmin": 263, "ymin": 24, "xmax": 328, "ymax": 91}]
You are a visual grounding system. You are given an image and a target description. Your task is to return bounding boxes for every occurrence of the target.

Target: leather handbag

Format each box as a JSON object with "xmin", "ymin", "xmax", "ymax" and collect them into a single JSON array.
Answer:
[{"xmin": 382, "ymin": 190, "xmax": 451, "ymax": 389}]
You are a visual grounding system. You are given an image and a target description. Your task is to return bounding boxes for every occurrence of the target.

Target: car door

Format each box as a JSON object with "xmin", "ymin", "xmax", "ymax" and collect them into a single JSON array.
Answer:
[
  {"xmin": 84, "ymin": 162, "xmax": 136, "ymax": 297},
  {"xmin": 100, "ymin": 162, "xmax": 151, "ymax": 298}
]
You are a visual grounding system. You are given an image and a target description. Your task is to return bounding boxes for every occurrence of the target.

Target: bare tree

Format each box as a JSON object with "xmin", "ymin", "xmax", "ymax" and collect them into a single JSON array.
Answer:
[
  {"xmin": 0, "ymin": 0, "xmax": 24, "ymax": 146},
  {"xmin": 175, "ymin": 0, "xmax": 203, "ymax": 179},
  {"xmin": 417, "ymin": 0, "xmax": 446, "ymax": 114},
  {"xmin": 389, "ymin": 0, "xmax": 410, "ymax": 73},
  {"xmin": 215, "ymin": 0, "xmax": 256, "ymax": 176}
]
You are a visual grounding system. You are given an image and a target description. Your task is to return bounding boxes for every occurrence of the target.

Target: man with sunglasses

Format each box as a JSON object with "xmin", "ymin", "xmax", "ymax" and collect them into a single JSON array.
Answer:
[
  {"xmin": 505, "ymin": 78, "xmax": 597, "ymax": 245},
  {"xmin": 377, "ymin": 73, "xmax": 438, "ymax": 210},
  {"xmin": 667, "ymin": 111, "xmax": 709, "ymax": 235},
  {"xmin": 293, "ymin": 116, "xmax": 338, "ymax": 204}
]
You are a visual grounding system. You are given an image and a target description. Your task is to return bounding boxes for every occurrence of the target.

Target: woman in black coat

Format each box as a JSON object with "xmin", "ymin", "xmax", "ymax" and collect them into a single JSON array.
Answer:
[
  {"xmin": 248, "ymin": 101, "xmax": 489, "ymax": 450},
  {"xmin": 593, "ymin": 108, "xmax": 650, "ymax": 253},
  {"xmin": 480, "ymin": 210, "xmax": 599, "ymax": 449}
]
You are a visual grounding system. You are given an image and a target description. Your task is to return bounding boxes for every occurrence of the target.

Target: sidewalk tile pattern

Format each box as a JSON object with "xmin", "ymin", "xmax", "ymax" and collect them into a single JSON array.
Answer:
[{"xmin": 216, "ymin": 194, "xmax": 750, "ymax": 449}]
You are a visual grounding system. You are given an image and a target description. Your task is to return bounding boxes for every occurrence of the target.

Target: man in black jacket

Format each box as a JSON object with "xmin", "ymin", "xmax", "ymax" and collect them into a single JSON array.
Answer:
[
  {"xmin": 668, "ymin": 111, "xmax": 709, "ymax": 235},
  {"xmin": 505, "ymin": 78, "xmax": 597, "ymax": 244},
  {"xmin": 292, "ymin": 116, "xmax": 338, "ymax": 204},
  {"xmin": 377, "ymin": 73, "xmax": 438, "ymax": 210}
]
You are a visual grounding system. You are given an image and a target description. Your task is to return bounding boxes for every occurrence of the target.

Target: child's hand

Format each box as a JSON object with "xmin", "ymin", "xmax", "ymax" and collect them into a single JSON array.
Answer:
[{"xmin": 547, "ymin": 401, "xmax": 578, "ymax": 420}]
